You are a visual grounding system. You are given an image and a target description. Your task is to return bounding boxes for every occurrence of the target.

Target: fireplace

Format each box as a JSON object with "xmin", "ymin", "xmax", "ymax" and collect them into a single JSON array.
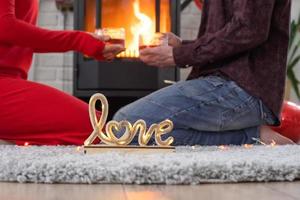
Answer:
[
  {"xmin": 73, "ymin": 0, "xmax": 180, "ymax": 118},
  {"xmin": 73, "ymin": 0, "xmax": 180, "ymax": 96}
]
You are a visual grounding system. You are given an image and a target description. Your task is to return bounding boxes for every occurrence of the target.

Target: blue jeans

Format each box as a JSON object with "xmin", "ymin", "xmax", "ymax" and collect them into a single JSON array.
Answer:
[{"xmin": 113, "ymin": 75, "xmax": 276, "ymax": 146}]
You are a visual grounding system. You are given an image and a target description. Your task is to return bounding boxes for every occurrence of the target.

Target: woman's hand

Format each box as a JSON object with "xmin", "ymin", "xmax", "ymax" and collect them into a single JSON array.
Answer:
[
  {"xmin": 103, "ymin": 45, "xmax": 125, "ymax": 60},
  {"xmin": 165, "ymin": 32, "xmax": 182, "ymax": 48},
  {"xmin": 89, "ymin": 32, "xmax": 110, "ymax": 42},
  {"xmin": 88, "ymin": 32, "xmax": 125, "ymax": 60}
]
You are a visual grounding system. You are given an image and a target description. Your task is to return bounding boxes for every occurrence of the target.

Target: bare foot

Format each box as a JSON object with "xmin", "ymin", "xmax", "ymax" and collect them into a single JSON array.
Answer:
[
  {"xmin": 0, "ymin": 140, "xmax": 14, "ymax": 145},
  {"xmin": 260, "ymin": 126, "xmax": 295, "ymax": 145}
]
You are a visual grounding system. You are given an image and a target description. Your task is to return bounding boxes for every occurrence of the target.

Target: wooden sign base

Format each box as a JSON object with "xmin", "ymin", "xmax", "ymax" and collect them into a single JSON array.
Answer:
[{"xmin": 84, "ymin": 145, "xmax": 175, "ymax": 154}]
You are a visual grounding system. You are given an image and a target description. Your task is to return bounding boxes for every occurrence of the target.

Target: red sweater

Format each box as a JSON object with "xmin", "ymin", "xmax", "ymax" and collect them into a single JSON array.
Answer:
[{"xmin": 0, "ymin": 0, "xmax": 105, "ymax": 79}]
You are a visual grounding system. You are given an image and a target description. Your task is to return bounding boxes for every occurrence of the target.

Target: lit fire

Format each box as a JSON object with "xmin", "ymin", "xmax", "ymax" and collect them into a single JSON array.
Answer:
[
  {"xmin": 118, "ymin": 0, "xmax": 155, "ymax": 58},
  {"xmin": 86, "ymin": 0, "xmax": 170, "ymax": 58},
  {"xmin": 131, "ymin": 0, "xmax": 153, "ymax": 55}
]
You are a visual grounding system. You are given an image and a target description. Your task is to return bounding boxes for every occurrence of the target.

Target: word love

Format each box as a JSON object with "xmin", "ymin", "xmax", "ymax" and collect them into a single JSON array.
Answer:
[{"xmin": 84, "ymin": 93, "xmax": 174, "ymax": 147}]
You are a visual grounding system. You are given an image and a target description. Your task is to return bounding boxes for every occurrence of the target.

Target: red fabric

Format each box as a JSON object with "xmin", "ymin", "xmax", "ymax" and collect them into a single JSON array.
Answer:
[
  {"xmin": 0, "ymin": 0, "xmax": 104, "ymax": 145},
  {"xmin": 0, "ymin": 75, "xmax": 101, "ymax": 145},
  {"xmin": 194, "ymin": 0, "xmax": 203, "ymax": 10},
  {"xmin": 0, "ymin": 0, "xmax": 105, "ymax": 79},
  {"xmin": 271, "ymin": 101, "xmax": 300, "ymax": 143}
]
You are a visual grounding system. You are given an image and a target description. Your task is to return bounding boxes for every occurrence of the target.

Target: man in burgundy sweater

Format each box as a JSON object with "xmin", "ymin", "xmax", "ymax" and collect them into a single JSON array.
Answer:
[{"xmin": 114, "ymin": 0, "xmax": 295, "ymax": 145}]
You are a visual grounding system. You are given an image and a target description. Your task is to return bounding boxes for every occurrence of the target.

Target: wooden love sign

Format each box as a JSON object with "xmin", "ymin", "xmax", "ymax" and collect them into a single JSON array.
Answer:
[{"xmin": 84, "ymin": 93, "xmax": 174, "ymax": 147}]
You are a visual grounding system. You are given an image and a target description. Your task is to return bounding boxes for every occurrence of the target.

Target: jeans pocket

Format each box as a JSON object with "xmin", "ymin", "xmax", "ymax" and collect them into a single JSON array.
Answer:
[{"xmin": 220, "ymin": 92, "xmax": 262, "ymax": 131}]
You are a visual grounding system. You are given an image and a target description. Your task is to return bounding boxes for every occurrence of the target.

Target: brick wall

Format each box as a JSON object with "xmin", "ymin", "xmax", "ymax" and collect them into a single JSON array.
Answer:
[
  {"xmin": 29, "ymin": 0, "xmax": 202, "ymax": 93},
  {"xmin": 29, "ymin": 0, "xmax": 74, "ymax": 93},
  {"xmin": 179, "ymin": 1, "xmax": 202, "ymax": 80}
]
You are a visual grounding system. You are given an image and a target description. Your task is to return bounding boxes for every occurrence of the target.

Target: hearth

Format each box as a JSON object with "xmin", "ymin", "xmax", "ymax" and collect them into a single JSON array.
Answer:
[{"xmin": 73, "ymin": 0, "xmax": 180, "ymax": 101}]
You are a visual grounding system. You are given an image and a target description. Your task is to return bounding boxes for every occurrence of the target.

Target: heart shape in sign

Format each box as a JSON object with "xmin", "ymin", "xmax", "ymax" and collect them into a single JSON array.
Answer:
[
  {"xmin": 105, "ymin": 120, "xmax": 136, "ymax": 145},
  {"xmin": 85, "ymin": 93, "xmax": 135, "ymax": 146}
]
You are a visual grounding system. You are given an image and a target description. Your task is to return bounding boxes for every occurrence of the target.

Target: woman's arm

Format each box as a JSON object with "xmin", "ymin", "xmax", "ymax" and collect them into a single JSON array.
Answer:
[
  {"xmin": 173, "ymin": 0, "xmax": 276, "ymax": 67},
  {"xmin": 0, "ymin": 0, "xmax": 105, "ymax": 60}
]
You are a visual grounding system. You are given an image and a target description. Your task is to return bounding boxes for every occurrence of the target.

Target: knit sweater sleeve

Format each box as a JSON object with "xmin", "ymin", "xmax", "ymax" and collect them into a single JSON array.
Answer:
[
  {"xmin": 0, "ymin": 0, "xmax": 105, "ymax": 60},
  {"xmin": 173, "ymin": 0, "xmax": 276, "ymax": 68}
]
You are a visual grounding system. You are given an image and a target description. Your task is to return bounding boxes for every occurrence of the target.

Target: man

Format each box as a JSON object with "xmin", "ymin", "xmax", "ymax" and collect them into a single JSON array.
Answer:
[{"xmin": 114, "ymin": 0, "xmax": 294, "ymax": 145}]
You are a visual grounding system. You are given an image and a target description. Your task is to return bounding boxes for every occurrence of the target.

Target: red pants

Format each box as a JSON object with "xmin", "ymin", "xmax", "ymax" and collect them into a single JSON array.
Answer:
[{"xmin": 0, "ymin": 74, "xmax": 97, "ymax": 145}]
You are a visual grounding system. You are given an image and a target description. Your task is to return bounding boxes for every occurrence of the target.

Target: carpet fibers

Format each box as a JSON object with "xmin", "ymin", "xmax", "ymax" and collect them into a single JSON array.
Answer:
[{"xmin": 0, "ymin": 145, "xmax": 299, "ymax": 184}]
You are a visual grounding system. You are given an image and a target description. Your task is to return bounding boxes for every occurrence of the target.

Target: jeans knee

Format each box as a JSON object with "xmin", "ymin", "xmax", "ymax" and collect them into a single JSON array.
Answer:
[{"xmin": 113, "ymin": 109, "xmax": 127, "ymax": 121}]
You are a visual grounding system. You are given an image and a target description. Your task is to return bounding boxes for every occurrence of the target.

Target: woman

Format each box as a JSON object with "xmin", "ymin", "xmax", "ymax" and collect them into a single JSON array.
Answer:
[{"xmin": 0, "ymin": 0, "xmax": 124, "ymax": 145}]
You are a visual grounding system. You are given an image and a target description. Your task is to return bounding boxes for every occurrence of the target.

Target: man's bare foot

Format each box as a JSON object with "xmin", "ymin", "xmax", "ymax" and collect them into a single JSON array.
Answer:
[
  {"xmin": 0, "ymin": 140, "xmax": 14, "ymax": 145},
  {"xmin": 260, "ymin": 126, "xmax": 295, "ymax": 145}
]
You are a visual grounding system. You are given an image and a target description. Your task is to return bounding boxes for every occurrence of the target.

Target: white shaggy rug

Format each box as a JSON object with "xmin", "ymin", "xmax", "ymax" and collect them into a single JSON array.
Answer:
[{"xmin": 0, "ymin": 145, "xmax": 300, "ymax": 185}]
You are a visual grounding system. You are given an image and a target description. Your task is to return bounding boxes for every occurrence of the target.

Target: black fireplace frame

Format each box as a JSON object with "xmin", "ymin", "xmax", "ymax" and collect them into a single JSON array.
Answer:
[{"xmin": 73, "ymin": 0, "xmax": 181, "ymax": 99}]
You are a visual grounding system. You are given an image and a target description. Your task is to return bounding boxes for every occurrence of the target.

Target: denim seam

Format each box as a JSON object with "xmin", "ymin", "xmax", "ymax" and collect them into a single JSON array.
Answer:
[
  {"xmin": 145, "ymin": 98, "xmax": 180, "ymax": 113},
  {"xmin": 258, "ymin": 99, "xmax": 265, "ymax": 120},
  {"xmin": 147, "ymin": 81, "xmax": 226, "ymax": 115},
  {"xmin": 168, "ymin": 105, "xmax": 198, "ymax": 119},
  {"xmin": 168, "ymin": 84, "xmax": 237, "ymax": 130},
  {"xmin": 176, "ymin": 79, "xmax": 226, "ymax": 98},
  {"xmin": 168, "ymin": 98, "xmax": 221, "ymax": 129}
]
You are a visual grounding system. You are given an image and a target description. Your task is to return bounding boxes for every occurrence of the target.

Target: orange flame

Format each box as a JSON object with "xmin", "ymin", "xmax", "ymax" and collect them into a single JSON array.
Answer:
[
  {"xmin": 88, "ymin": 0, "xmax": 171, "ymax": 58},
  {"xmin": 132, "ymin": 0, "xmax": 154, "ymax": 48},
  {"xmin": 118, "ymin": 0, "xmax": 155, "ymax": 58}
]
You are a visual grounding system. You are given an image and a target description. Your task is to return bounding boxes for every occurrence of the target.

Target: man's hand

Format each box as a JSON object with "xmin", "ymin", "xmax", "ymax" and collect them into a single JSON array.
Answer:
[
  {"xmin": 165, "ymin": 32, "xmax": 182, "ymax": 48},
  {"xmin": 140, "ymin": 46, "xmax": 176, "ymax": 68}
]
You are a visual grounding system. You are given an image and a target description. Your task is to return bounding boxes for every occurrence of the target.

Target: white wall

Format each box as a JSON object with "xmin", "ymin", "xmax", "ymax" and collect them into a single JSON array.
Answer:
[
  {"xmin": 289, "ymin": 0, "xmax": 300, "ymax": 103},
  {"xmin": 179, "ymin": 1, "xmax": 202, "ymax": 80},
  {"xmin": 29, "ymin": 0, "xmax": 74, "ymax": 93}
]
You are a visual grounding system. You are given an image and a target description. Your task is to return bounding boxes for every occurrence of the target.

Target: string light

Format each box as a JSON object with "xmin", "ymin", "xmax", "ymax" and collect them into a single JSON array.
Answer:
[
  {"xmin": 252, "ymin": 137, "xmax": 277, "ymax": 147},
  {"xmin": 244, "ymin": 144, "xmax": 254, "ymax": 149},
  {"xmin": 218, "ymin": 145, "xmax": 229, "ymax": 150}
]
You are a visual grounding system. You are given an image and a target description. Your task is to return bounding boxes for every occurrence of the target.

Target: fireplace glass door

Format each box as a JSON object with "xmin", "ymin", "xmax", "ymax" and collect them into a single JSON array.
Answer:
[{"xmin": 85, "ymin": 0, "xmax": 171, "ymax": 58}]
